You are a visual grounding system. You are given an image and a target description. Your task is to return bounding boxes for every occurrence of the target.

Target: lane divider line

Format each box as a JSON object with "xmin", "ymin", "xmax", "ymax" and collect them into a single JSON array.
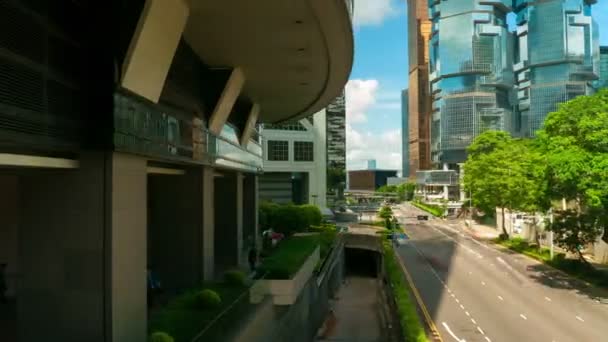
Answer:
[
  {"xmin": 442, "ymin": 322, "xmax": 466, "ymax": 342},
  {"xmin": 395, "ymin": 248, "xmax": 444, "ymax": 341},
  {"xmin": 520, "ymin": 314, "xmax": 527, "ymax": 320}
]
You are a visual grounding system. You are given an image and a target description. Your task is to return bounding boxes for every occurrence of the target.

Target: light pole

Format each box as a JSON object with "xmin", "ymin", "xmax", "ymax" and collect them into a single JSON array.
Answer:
[{"xmin": 548, "ymin": 207, "xmax": 554, "ymax": 260}]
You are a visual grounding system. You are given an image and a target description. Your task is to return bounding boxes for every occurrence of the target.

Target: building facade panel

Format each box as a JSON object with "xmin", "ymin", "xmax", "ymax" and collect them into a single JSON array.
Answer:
[
  {"xmin": 514, "ymin": 0, "xmax": 599, "ymax": 137},
  {"xmin": 326, "ymin": 92, "xmax": 346, "ymax": 206}
]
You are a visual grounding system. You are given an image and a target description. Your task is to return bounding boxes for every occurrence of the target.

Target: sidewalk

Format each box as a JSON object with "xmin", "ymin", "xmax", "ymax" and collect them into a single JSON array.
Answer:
[{"xmin": 461, "ymin": 219, "xmax": 500, "ymax": 240}]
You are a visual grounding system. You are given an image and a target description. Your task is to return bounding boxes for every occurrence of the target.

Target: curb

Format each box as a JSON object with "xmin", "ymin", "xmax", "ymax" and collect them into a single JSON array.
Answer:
[{"xmin": 394, "ymin": 248, "xmax": 443, "ymax": 342}]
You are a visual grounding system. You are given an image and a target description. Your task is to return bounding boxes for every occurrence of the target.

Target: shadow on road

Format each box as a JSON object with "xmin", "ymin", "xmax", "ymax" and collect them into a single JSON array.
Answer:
[{"xmin": 525, "ymin": 263, "xmax": 608, "ymax": 303}]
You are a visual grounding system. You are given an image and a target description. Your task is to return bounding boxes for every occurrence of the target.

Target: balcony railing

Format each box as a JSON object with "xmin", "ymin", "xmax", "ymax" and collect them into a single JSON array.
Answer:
[{"xmin": 114, "ymin": 90, "xmax": 262, "ymax": 172}]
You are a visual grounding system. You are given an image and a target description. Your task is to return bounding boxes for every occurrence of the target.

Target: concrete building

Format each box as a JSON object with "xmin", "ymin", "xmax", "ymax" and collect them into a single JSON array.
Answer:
[
  {"xmin": 401, "ymin": 89, "xmax": 410, "ymax": 178},
  {"xmin": 259, "ymin": 113, "xmax": 328, "ymax": 208},
  {"xmin": 406, "ymin": 0, "xmax": 432, "ymax": 176},
  {"xmin": 0, "ymin": 1, "xmax": 353, "ymax": 341},
  {"xmin": 514, "ymin": 0, "xmax": 600, "ymax": 137},
  {"xmin": 348, "ymin": 170, "xmax": 398, "ymax": 192},
  {"xmin": 428, "ymin": 0, "xmax": 515, "ymax": 165}
]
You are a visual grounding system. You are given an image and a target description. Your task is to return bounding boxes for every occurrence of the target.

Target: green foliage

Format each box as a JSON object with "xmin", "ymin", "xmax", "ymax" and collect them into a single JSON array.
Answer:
[
  {"xmin": 383, "ymin": 241, "xmax": 429, "ymax": 342},
  {"xmin": 149, "ymin": 332, "xmax": 174, "ymax": 342},
  {"xmin": 196, "ymin": 289, "xmax": 222, "ymax": 309},
  {"xmin": 223, "ymin": 270, "xmax": 247, "ymax": 287},
  {"xmin": 378, "ymin": 205, "xmax": 393, "ymax": 220},
  {"xmin": 536, "ymin": 89, "xmax": 608, "ymax": 258},
  {"xmin": 411, "ymin": 201, "xmax": 444, "ymax": 217},
  {"xmin": 377, "ymin": 182, "xmax": 417, "ymax": 201},
  {"xmin": 463, "ymin": 131, "xmax": 549, "ymax": 237},
  {"xmin": 258, "ymin": 235, "xmax": 321, "ymax": 279},
  {"xmin": 259, "ymin": 202, "xmax": 322, "ymax": 236},
  {"xmin": 148, "ymin": 283, "xmax": 246, "ymax": 342}
]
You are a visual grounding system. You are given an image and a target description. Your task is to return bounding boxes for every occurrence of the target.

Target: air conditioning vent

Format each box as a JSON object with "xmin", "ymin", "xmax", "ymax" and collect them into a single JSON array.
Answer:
[
  {"xmin": 0, "ymin": 1, "xmax": 44, "ymax": 63},
  {"xmin": 0, "ymin": 57, "xmax": 44, "ymax": 113}
]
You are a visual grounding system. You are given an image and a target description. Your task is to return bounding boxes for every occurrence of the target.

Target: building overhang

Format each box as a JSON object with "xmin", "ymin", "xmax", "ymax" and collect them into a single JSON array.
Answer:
[{"xmin": 183, "ymin": 0, "xmax": 354, "ymax": 123}]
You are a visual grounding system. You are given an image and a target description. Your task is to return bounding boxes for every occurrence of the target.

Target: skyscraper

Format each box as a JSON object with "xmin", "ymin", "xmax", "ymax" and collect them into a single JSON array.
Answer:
[
  {"xmin": 407, "ymin": 0, "xmax": 432, "ymax": 176},
  {"xmin": 428, "ymin": 0, "xmax": 515, "ymax": 165},
  {"xmin": 326, "ymin": 91, "xmax": 346, "ymax": 206},
  {"xmin": 513, "ymin": 0, "xmax": 600, "ymax": 137},
  {"xmin": 401, "ymin": 89, "xmax": 410, "ymax": 178},
  {"xmin": 595, "ymin": 46, "xmax": 608, "ymax": 90}
]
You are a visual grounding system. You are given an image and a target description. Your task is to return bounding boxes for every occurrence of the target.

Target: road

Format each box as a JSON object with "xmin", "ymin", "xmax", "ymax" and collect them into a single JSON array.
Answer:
[{"xmin": 393, "ymin": 203, "xmax": 608, "ymax": 342}]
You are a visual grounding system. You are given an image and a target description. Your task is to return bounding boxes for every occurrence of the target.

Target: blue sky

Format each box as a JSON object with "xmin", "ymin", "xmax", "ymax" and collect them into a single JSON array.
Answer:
[{"xmin": 346, "ymin": 0, "xmax": 608, "ymax": 172}]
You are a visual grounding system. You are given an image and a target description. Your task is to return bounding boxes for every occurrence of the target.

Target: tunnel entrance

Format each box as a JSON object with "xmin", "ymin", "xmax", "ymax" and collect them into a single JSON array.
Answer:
[{"xmin": 344, "ymin": 248, "xmax": 380, "ymax": 278}]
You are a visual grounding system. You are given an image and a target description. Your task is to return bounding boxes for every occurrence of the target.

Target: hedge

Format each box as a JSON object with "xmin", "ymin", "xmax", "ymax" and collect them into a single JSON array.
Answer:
[{"xmin": 259, "ymin": 202, "xmax": 322, "ymax": 236}]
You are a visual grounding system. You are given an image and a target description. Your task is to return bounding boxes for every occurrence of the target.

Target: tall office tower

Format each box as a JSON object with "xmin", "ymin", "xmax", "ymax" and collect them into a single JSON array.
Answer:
[
  {"xmin": 326, "ymin": 91, "xmax": 346, "ymax": 207},
  {"xmin": 594, "ymin": 46, "xmax": 608, "ymax": 90},
  {"xmin": 407, "ymin": 0, "xmax": 432, "ymax": 177},
  {"xmin": 401, "ymin": 89, "xmax": 410, "ymax": 178},
  {"xmin": 428, "ymin": 1, "xmax": 515, "ymax": 165},
  {"xmin": 513, "ymin": 0, "xmax": 600, "ymax": 137}
]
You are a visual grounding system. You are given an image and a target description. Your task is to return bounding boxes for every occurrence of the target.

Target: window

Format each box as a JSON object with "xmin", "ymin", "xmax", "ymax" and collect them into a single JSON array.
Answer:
[
  {"xmin": 294, "ymin": 141, "xmax": 314, "ymax": 161},
  {"xmin": 267, "ymin": 140, "xmax": 288, "ymax": 161}
]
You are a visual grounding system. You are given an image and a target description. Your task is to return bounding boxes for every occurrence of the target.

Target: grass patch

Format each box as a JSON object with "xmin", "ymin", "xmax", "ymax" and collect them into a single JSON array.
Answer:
[
  {"xmin": 411, "ymin": 201, "xmax": 444, "ymax": 217},
  {"xmin": 359, "ymin": 220, "xmax": 386, "ymax": 227},
  {"xmin": 383, "ymin": 241, "xmax": 429, "ymax": 342},
  {"xmin": 496, "ymin": 237, "xmax": 608, "ymax": 288},
  {"xmin": 259, "ymin": 231, "xmax": 338, "ymax": 279},
  {"xmin": 148, "ymin": 282, "xmax": 247, "ymax": 342}
]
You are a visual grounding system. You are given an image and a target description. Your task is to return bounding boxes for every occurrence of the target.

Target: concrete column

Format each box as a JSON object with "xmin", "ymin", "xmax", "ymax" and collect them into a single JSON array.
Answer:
[
  {"xmin": 202, "ymin": 166, "xmax": 215, "ymax": 281},
  {"xmin": 236, "ymin": 172, "xmax": 244, "ymax": 266},
  {"xmin": 214, "ymin": 172, "xmax": 238, "ymax": 274},
  {"xmin": 121, "ymin": 0, "xmax": 189, "ymax": 102},
  {"xmin": 240, "ymin": 104, "xmax": 260, "ymax": 147},
  {"xmin": 442, "ymin": 163, "xmax": 449, "ymax": 201},
  {"xmin": 312, "ymin": 109, "xmax": 327, "ymax": 208},
  {"xmin": 110, "ymin": 153, "xmax": 147, "ymax": 342},
  {"xmin": 209, "ymin": 68, "xmax": 246, "ymax": 135}
]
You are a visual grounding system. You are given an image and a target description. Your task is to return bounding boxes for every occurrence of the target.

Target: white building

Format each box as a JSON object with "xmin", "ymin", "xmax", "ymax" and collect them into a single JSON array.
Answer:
[{"xmin": 259, "ymin": 110, "xmax": 328, "ymax": 208}]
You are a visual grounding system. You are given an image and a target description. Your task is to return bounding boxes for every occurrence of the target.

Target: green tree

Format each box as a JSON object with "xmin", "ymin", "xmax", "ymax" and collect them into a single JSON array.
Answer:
[
  {"xmin": 378, "ymin": 205, "xmax": 393, "ymax": 220},
  {"xmin": 538, "ymin": 89, "xmax": 608, "ymax": 262},
  {"xmin": 463, "ymin": 131, "xmax": 548, "ymax": 238}
]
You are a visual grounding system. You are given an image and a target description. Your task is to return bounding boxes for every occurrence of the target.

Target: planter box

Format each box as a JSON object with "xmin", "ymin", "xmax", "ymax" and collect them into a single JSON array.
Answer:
[{"xmin": 250, "ymin": 246, "xmax": 320, "ymax": 305}]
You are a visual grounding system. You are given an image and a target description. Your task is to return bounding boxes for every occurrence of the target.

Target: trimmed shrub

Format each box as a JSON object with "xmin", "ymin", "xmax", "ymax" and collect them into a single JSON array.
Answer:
[
  {"xmin": 260, "ymin": 203, "xmax": 323, "ymax": 236},
  {"xmin": 224, "ymin": 270, "xmax": 247, "ymax": 286},
  {"xmin": 196, "ymin": 289, "xmax": 221, "ymax": 309},
  {"xmin": 300, "ymin": 204, "xmax": 322, "ymax": 227},
  {"xmin": 149, "ymin": 332, "xmax": 174, "ymax": 342}
]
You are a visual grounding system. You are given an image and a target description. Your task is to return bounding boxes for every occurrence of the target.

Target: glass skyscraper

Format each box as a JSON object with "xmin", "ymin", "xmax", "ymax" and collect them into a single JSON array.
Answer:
[
  {"xmin": 428, "ymin": 0, "xmax": 515, "ymax": 164},
  {"xmin": 401, "ymin": 89, "xmax": 410, "ymax": 177},
  {"xmin": 595, "ymin": 46, "xmax": 608, "ymax": 89},
  {"xmin": 513, "ymin": 0, "xmax": 600, "ymax": 137}
]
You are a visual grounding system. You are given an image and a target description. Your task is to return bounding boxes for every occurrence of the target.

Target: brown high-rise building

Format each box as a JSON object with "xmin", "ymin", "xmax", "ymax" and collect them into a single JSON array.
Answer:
[{"xmin": 407, "ymin": 0, "xmax": 432, "ymax": 177}]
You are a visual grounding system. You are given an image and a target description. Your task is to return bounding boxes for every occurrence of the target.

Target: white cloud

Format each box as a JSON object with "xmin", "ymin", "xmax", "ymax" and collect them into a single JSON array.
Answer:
[
  {"xmin": 345, "ymin": 79, "xmax": 379, "ymax": 123},
  {"xmin": 346, "ymin": 125, "xmax": 402, "ymax": 171},
  {"xmin": 353, "ymin": 0, "xmax": 398, "ymax": 26}
]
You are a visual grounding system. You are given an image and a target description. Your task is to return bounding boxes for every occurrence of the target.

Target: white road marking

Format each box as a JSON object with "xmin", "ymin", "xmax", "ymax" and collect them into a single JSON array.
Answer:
[
  {"xmin": 460, "ymin": 304, "xmax": 465, "ymax": 310},
  {"xmin": 471, "ymin": 318, "xmax": 477, "ymax": 324},
  {"xmin": 465, "ymin": 311, "xmax": 470, "ymax": 316},
  {"xmin": 428, "ymin": 225, "xmax": 484, "ymax": 259},
  {"xmin": 576, "ymin": 316, "xmax": 584, "ymax": 322},
  {"xmin": 442, "ymin": 322, "xmax": 466, "ymax": 342},
  {"xmin": 485, "ymin": 337, "xmax": 492, "ymax": 342},
  {"xmin": 468, "ymin": 271, "xmax": 473, "ymax": 275},
  {"xmin": 451, "ymin": 293, "xmax": 456, "ymax": 298},
  {"xmin": 477, "ymin": 327, "xmax": 485, "ymax": 335},
  {"xmin": 498, "ymin": 296, "xmax": 504, "ymax": 301},
  {"xmin": 520, "ymin": 314, "xmax": 527, "ymax": 320},
  {"xmin": 455, "ymin": 298, "xmax": 460, "ymax": 303},
  {"xmin": 496, "ymin": 256, "xmax": 515, "ymax": 272},
  {"xmin": 481, "ymin": 281, "xmax": 486, "ymax": 286},
  {"xmin": 545, "ymin": 296, "xmax": 552, "ymax": 302}
]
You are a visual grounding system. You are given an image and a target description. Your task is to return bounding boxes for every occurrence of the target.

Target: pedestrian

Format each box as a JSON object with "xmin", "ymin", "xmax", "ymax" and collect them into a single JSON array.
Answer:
[{"xmin": 248, "ymin": 245, "xmax": 257, "ymax": 273}]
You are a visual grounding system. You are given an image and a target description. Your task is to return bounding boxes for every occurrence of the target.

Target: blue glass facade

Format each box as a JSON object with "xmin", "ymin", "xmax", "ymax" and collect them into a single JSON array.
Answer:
[
  {"xmin": 428, "ymin": 0, "xmax": 515, "ymax": 164},
  {"xmin": 595, "ymin": 46, "xmax": 608, "ymax": 89},
  {"xmin": 513, "ymin": 0, "xmax": 600, "ymax": 137}
]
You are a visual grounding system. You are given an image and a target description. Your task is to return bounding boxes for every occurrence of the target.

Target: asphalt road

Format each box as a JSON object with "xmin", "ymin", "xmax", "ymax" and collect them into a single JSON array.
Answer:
[{"xmin": 393, "ymin": 203, "xmax": 608, "ymax": 342}]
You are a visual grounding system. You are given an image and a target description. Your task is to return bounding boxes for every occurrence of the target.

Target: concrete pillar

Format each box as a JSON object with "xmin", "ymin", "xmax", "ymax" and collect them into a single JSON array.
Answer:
[
  {"xmin": 109, "ymin": 153, "xmax": 147, "ymax": 342},
  {"xmin": 209, "ymin": 68, "xmax": 246, "ymax": 135},
  {"xmin": 214, "ymin": 172, "xmax": 238, "ymax": 274},
  {"xmin": 121, "ymin": 0, "xmax": 190, "ymax": 102},
  {"xmin": 312, "ymin": 109, "xmax": 327, "ymax": 208},
  {"xmin": 236, "ymin": 172, "xmax": 244, "ymax": 266},
  {"xmin": 442, "ymin": 163, "xmax": 449, "ymax": 201},
  {"xmin": 240, "ymin": 104, "xmax": 260, "ymax": 147},
  {"xmin": 202, "ymin": 166, "xmax": 215, "ymax": 281}
]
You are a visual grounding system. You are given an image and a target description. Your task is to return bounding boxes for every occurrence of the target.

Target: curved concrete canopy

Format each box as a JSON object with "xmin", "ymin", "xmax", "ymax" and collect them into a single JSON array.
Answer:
[{"xmin": 183, "ymin": 0, "xmax": 353, "ymax": 123}]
